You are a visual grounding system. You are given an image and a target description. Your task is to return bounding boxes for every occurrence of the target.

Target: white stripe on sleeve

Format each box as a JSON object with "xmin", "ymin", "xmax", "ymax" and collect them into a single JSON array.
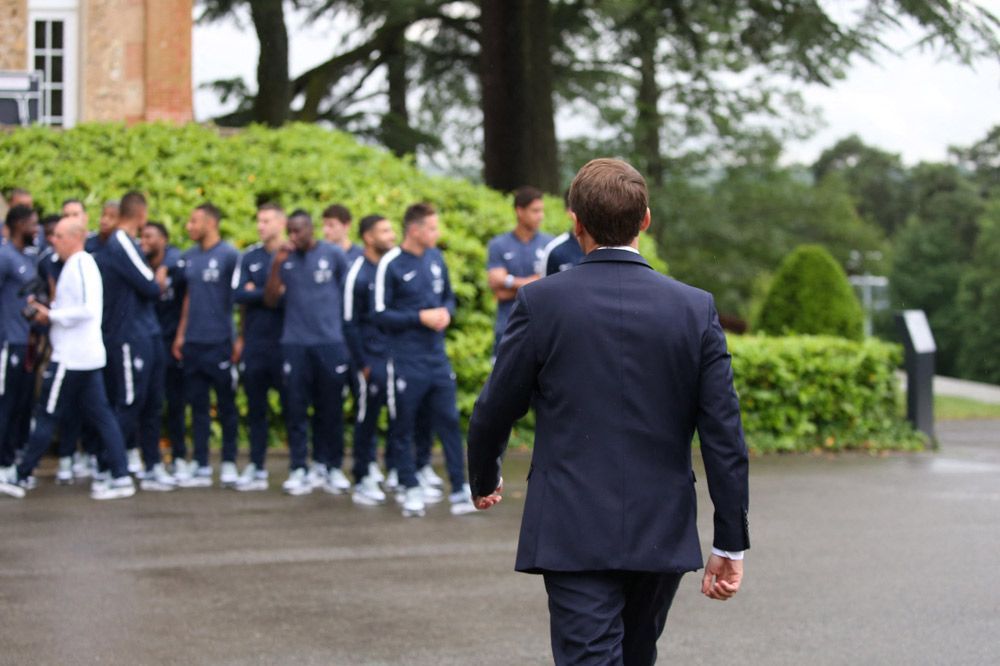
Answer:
[
  {"xmin": 115, "ymin": 230, "xmax": 155, "ymax": 280},
  {"xmin": 231, "ymin": 255, "xmax": 243, "ymax": 290},
  {"xmin": 343, "ymin": 256, "xmax": 365, "ymax": 322},
  {"xmin": 373, "ymin": 247, "xmax": 401, "ymax": 313},
  {"xmin": 538, "ymin": 231, "xmax": 570, "ymax": 276}
]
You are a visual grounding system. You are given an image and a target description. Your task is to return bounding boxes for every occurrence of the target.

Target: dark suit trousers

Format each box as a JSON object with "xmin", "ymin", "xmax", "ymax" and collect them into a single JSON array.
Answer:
[{"xmin": 543, "ymin": 570, "xmax": 683, "ymax": 666}]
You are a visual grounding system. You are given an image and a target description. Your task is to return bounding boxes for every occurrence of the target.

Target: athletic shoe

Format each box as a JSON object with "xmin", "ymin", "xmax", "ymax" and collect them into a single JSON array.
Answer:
[
  {"xmin": 283, "ymin": 468, "xmax": 312, "ymax": 496},
  {"xmin": 400, "ymin": 486, "xmax": 426, "ymax": 517},
  {"xmin": 417, "ymin": 464, "xmax": 444, "ymax": 489},
  {"xmin": 18, "ymin": 475, "xmax": 37, "ymax": 490},
  {"xmin": 56, "ymin": 457, "xmax": 74, "ymax": 485},
  {"xmin": 72, "ymin": 453, "xmax": 94, "ymax": 479},
  {"xmin": 219, "ymin": 461, "xmax": 239, "ymax": 488},
  {"xmin": 140, "ymin": 463, "xmax": 178, "ymax": 492},
  {"xmin": 235, "ymin": 464, "xmax": 268, "ymax": 492},
  {"xmin": 91, "ymin": 475, "xmax": 136, "ymax": 500},
  {"xmin": 178, "ymin": 465, "xmax": 213, "ymax": 488},
  {"xmin": 307, "ymin": 463, "xmax": 328, "ymax": 489},
  {"xmin": 127, "ymin": 449, "xmax": 143, "ymax": 475},
  {"xmin": 0, "ymin": 478, "xmax": 25, "ymax": 499},
  {"xmin": 449, "ymin": 483, "xmax": 477, "ymax": 515},
  {"xmin": 367, "ymin": 462, "xmax": 385, "ymax": 484},
  {"xmin": 0, "ymin": 465, "xmax": 15, "ymax": 483},
  {"xmin": 384, "ymin": 468, "xmax": 399, "ymax": 491},
  {"xmin": 352, "ymin": 475, "xmax": 386, "ymax": 506},
  {"xmin": 323, "ymin": 468, "xmax": 352, "ymax": 495}
]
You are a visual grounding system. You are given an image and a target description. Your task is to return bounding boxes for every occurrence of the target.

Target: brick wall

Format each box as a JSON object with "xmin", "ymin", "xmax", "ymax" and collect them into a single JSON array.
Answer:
[
  {"xmin": 0, "ymin": 0, "xmax": 27, "ymax": 71},
  {"xmin": 144, "ymin": 0, "xmax": 192, "ymax": 122}
]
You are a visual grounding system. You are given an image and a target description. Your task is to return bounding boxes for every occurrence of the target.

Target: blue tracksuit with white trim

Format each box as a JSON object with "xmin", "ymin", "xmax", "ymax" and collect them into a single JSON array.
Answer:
[
  {"xmin": 372, "ymin": 246, "xmax": 466, "ymax": 492},
  {"xmin": 155, "ymin": 245, "xmax": 187, "ymax": 461},
  {"xmin": 95, "ymin": 229, "xmax": 166, "ymax": 471},
  {"xmin": 540, "ymin": 230, "xmax": 584, "ymax": 276},
  {"xmin": 279, "ymin": 242, "xmax": 349, "ymax": 472},
  {"xmin": 181, "ymin": 240, "xmax": 240, "ymax": 466},
  {"xmin": 233, "ymin": 243, "xmax": 285, "ymax": 469},
  {"xmin": 343, "ymin": 253, "xmax": 393, "ymax": 482},
  {"xmin": 0, "ymin": 243, "xmax": 37, "ymax": 467}
]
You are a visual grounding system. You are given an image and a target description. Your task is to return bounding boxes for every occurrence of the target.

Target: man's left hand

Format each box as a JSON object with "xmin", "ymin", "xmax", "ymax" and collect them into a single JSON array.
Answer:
[
  {"xmin": 473, "ymin": 478, "xmax": 503, "ymax": 511},
  {"xmin": 701, "ymin": 554, "xmax": 743, "ymax": 601}
]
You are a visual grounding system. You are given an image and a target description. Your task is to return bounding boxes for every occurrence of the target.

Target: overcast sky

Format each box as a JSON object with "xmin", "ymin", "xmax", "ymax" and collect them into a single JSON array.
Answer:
[{"xmin": 193, "ymin": 8, "xmax": 1000, "ymax": 168}]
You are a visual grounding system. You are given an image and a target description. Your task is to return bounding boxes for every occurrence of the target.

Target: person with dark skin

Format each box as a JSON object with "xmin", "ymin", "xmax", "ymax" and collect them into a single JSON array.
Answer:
[
  {"xmin": 264, "ymin": 211, "xmax": 351, "ymax": 496},
  {"xmin": 85, "ymin": 201, "xmax": 119, "ymax": 255},
  {"xmin": 0, "ymin": 205, "xmax": 39, "ymax": 484},
  {"xmin": 172, "ymin": 203, "xmax": 241, "ymax": 488},
  {"xmin": 140, "ymin": 221, "xmax": 188, "ymax": 481}
]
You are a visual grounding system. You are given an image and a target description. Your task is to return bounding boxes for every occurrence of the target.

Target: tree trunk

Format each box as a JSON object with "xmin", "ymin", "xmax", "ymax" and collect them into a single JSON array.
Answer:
[
  {"xmin": 479, "ymin": 0, "xmax": 560, "ymax": 193},
  {"xmin": 634, "ymin": 28, "xmax": 664, "ymax": 186},
  {"xmin": 249, "ymin": 0, "xmax": 290, "ymax": 127},
  {"xmin": 382, "ymin": 27, "xmax": 412, "ymax": 157}
]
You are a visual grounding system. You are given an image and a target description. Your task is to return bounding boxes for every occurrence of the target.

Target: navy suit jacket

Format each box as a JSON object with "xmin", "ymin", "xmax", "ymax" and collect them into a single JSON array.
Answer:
[{"xmin": 467, "ymin": 248, "xmax": 750, "ymax": 574}]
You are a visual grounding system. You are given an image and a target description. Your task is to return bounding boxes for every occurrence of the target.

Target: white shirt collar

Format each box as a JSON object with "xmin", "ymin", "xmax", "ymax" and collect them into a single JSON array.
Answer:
[{"xmin": 595, "ymin": 245, "xmax": 640, "ymax": 255}]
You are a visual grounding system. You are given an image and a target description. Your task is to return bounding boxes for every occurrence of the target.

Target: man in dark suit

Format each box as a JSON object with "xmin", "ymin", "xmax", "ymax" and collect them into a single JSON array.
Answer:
[{"xmin": 467, "ymin": 158, "xmax": 750, "ymax": 665}]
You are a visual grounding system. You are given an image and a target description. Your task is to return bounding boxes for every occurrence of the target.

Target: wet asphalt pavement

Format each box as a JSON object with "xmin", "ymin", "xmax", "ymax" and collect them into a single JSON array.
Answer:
[{"xmin": 2, "ymin": 419, "xmax": 998, "ymax": 665}]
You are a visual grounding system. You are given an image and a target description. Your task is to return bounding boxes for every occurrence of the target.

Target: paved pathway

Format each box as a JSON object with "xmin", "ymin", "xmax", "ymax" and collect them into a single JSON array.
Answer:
[
  {"xmin": 899, "ymin": 372, "xmax": 1000, "ymax": 404},
  {"xmin": 2, "ymin": 419, "xmax": 998, "ymax": 664}
]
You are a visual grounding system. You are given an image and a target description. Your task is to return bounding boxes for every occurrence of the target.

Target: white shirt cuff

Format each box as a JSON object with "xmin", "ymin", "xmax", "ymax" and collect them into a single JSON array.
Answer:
[{"xmin": 712, "ymin": 547, "xmax": 744, "ymax": 560}]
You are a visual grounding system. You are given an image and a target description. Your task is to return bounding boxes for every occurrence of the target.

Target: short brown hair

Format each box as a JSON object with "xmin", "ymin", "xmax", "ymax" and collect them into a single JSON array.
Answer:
[
  {"xmin": 568, "ymin": 159, "xmax": 647, "ymax": 246},
  {"xmin": 513, "ymin": 186, "xmax": 543, "ymax": 209},
  {"xmin": 403, "ymin": 202, "xmax": 436, "ymax": 230},
  {"xmin": 322, "ymin": 204, "xmax": 351, "ymax": 224}
]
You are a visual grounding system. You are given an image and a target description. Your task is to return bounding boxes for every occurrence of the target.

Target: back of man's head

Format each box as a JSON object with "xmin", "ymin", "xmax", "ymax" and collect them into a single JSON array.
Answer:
[
  {"xmin": 568, "ymin": 159, "xmax": 648, "ymax": 246},
  {"xmin": 120, "ymin": 191, "xmax": 147, "ymax": 220}
]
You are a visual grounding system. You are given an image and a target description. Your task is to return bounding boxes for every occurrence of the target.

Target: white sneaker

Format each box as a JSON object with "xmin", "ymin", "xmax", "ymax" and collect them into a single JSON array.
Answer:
[
  {"xmin": 92, "ymin": 475, "xmax": 136, "ymax": 500},
  {"xmin": 0, "ymin": 477, "xmax": 25, "ymax": 499},
  {"xmin": 449, "ymin": 483, "xmax": 477, "ymax": 515},
  {"xmin": 235, "ymin": 464, "xmax": 268, "ymax": 492},
  {"xmin": 282, "ymin": 468, "xmax": 313, "ymax": 496},
  {"xmin": 422, "ymin": 484, "xmax": 444, "ymax": 504},
  {"xmin": 367, "ymin": 462, "xmax": 385, "ymax": 484},
  {"xmin": 178, "ymin": 465, "xmax": 212, "ymax": 488},
  {"xmin": 220, "ymin": 461, "xmax": 239, "ymax": 488},
  {"xmin": 324, "ymin": 468, "xmax": 352, "ymax": 495},
  {"xmin": 127, "ymin": 449, "xmax": 143, "ymax": 475},
  {"xmin": 384, "ymin": 468, "xmax": 399, "ymax": 491},
  {"xmin": 140, "ymin": 463, "xmax": 178, "ymax": 492},
  {"xmin": 400, "ymin": 486, "xmax": 426, "ymax": 517},
  {"xmin": 417, "ymin": 464, "xmax": 444, "ymax": 489},
  {"xmin": 352, "ymin": 476, "xmax": 386, "ymax": 506},
  {"xmin": 72, "ymin": 453, "xmax": 94, "ymax": 479},
  {"xmin": 307, "ymin": 463, "xmax": 328, "ymax": 489},
  {"xmin": 0, "ymin": 465, "xmax": 15, "ymax": 483},
  {"xmin": 56, "ymin": 457, "xmax": 74, "ymax": 485}
]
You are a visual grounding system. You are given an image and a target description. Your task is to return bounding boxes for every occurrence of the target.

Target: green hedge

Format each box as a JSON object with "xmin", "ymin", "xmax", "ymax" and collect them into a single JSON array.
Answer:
[
  {"xmin": 756, "ymin": 244, "xmax": 864, "ymax": 340},
  {"xmin": 729, "ymin": 335, "xmax": 924, "ymax": 453},
  {"xmin": 0, "ymin": 122, "xmax": 666, "ymax": 421}
]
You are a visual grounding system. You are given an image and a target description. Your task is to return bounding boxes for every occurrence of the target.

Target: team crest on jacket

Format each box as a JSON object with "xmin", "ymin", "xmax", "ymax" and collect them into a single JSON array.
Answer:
[
  {"xmin": 203, "ymin": 258, "xmax": 221, "ymax": 282},
  {"xmin": 134, "ymin": 357, "xmax": 145, "ymax": 372},
  {"xmin": 396, "ymin": 377, "xmax": 407, "ymax": 393},
  {"xmin": 431, "ymin": 262, "xmax": 443, "ymax": 294},
  {"xmin": 314, "ymin": 257, "xmax": 333, "ymax": 284},
  {"xmin": 9, "ymin": 354, "xmax": 19, "ymax": 367}
]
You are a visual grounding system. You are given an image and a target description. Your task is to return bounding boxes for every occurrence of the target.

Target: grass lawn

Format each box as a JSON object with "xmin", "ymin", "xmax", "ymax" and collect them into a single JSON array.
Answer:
[{"xmin": 932, "ymin": 395, "xmax": 1000, "ymax": 420}]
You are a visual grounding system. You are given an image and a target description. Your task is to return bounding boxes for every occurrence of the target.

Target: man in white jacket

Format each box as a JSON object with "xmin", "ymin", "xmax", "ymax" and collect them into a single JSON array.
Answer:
[{"xmin": 2, "ymin": 216, "xmax": 135, "ymax": 500}]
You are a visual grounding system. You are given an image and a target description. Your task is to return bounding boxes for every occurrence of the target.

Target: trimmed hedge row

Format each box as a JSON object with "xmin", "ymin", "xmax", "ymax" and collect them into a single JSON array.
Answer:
[{"xmin": 729, "ymin": 335, "xmax": 923, "ymax": 453}]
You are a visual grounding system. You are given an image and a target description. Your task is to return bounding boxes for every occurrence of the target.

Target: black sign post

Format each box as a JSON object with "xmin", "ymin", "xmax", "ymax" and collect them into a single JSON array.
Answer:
[{"xmin": 896, "ymin": 310, "xmax": 936, "ymax": 444}]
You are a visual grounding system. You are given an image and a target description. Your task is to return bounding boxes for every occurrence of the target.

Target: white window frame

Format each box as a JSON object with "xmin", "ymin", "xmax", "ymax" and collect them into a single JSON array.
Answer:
[{"xmin": 27, "ymin": 1, "xmax": 79, "ymax": 127}]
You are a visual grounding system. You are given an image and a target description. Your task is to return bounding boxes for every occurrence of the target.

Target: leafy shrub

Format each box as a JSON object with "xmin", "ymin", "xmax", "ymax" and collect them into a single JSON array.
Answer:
[
  {"xmin": 956, "ymin": 203, "xmax": 1000, "ymax": 383},
  {"xmin": 756, "ymin": 244, "xmax": 864, "ymax": 340},
  {"xmin": 729, "ymin": 335, "xmax": 923, "ymax": 453},
  {"xmin": 0, "ymin": 122, "xmax": 666, "ymax": 423}
]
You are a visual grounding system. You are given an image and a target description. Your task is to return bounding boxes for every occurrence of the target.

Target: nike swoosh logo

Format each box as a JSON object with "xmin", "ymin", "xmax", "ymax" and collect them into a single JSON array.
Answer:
[{"xmin": 402, "ymin": 271, "xmax": 417, "ymax": 282}]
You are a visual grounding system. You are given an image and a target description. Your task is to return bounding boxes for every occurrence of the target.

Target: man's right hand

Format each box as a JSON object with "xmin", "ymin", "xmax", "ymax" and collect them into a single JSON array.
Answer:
[
  {"xmin": 171, "ymin": 336, "xmax": 184, "ymax": 361},
  {"xmin": 701, "ymin": 554, "xmax": 743, "ymax": 601},
  {"xmin": 419, "ymin": 307, "xmax": 450, "ymax": 331}
]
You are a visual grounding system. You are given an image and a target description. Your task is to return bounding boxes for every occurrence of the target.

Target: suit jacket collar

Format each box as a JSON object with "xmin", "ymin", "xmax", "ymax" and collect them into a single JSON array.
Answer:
[{"xmin": 580, "ymin": 248, "xmax": 653, "ymax": 269}]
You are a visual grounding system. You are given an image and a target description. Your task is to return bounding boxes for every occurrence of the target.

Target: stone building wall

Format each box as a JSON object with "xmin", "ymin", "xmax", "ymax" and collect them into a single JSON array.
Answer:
[{"xmin": 0, "ymin": 0, "xmax": 28, "ymax": 71}]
